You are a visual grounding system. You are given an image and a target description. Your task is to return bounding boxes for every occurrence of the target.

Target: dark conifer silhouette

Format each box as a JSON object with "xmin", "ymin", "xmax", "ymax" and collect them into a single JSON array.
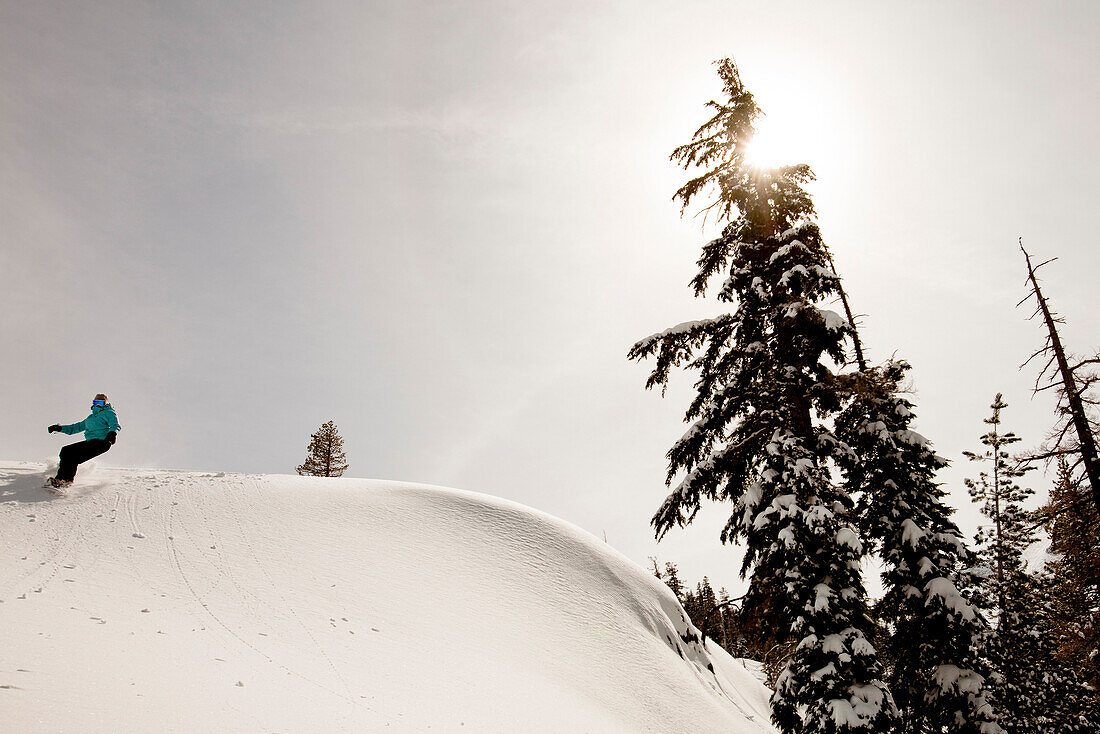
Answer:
[
  {"xmin": 630, "ymin": 58, "xmax": 894, "ymax": 734},
  {"xmin": 632, "ymin": 57, "xmax": 1000, "ymax": 733}
]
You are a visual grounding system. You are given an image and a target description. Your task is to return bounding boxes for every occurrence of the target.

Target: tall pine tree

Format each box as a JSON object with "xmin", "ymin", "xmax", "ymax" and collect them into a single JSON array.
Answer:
[
  {"xmin": 630, "ymin": 59, "xmax": 894, "ymax": 733},
  {"xmin": 296, "ymin": 420, "xmax": 350, "ymax": 477},
  {"xmin": 964, "ymin": 394, "xmax": 1033, "ymax": 622},
  {"xmin": 835, "ymin": 364, "xmax": 998, "ymax": 734}
]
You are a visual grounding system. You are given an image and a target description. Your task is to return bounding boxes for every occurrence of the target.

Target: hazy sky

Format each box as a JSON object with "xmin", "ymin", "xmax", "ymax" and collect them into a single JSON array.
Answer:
[{"xmin": 3, "ymin": 1, "xmax": 1097, "ymax": 593}]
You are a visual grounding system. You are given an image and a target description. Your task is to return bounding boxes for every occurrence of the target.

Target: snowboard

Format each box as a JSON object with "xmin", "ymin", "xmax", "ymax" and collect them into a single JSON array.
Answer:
[{"xmin": 43, "ymin": 479, "xmax": 71, "ymax": 495}]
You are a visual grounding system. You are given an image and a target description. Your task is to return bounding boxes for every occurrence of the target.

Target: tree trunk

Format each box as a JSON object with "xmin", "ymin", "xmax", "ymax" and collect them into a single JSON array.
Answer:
[
  {"xmin": 826, "ymin": 253, "xmax": 867, "ymax": 372},
  {"xmin": 993, "ymin": 439, "xmax": 1005, "ymax": 625}
]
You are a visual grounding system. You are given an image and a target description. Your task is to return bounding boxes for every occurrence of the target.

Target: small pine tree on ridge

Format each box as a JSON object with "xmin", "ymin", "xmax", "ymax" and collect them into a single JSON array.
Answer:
[{"xmin": 297, "ymin": 420, "xmax": 349, "ymax": 477}]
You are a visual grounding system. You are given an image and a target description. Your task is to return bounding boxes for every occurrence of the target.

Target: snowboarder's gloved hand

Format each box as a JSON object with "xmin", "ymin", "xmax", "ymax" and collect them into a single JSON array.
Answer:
[
  {"xmin": 48, "ymin": 424, "xmax": 61, "ymax": 433},
  {"xmin": 106, "ymin": 431, "xmax": 116, "ymax": 445}
]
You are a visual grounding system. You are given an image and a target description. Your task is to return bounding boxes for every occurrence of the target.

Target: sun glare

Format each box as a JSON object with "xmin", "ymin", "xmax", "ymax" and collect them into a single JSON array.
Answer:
[
  {"xmin": 742, "ymin": 112, "xmax": 821, "ymax": 170},
  {"xmin": 744, "ymin": 118, "xmax": 799, "ymax": 169}
]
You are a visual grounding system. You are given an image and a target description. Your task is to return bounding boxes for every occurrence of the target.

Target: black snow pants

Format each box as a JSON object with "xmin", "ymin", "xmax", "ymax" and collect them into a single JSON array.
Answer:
[{"xmin": 57, "ymin": 439, "xmax": 111, "ymax": 482}]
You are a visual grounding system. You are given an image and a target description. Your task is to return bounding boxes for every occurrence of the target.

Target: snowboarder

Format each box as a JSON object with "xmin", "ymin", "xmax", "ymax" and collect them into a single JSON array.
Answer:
[{"xmin": 46, "ymin": 394, "xmax": 120, "ymax": 490}]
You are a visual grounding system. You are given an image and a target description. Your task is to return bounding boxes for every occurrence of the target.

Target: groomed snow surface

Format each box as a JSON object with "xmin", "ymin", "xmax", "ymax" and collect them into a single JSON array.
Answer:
[{"xmin": 0, "ymin": 461, "xmax": 775, "ymax": 733}]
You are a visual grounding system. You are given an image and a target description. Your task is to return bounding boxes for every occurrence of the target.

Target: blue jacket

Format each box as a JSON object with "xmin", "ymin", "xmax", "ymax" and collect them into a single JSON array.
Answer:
[{"xmin": 60, "ymin": 404, "xmax": 121, "ymax": 441}]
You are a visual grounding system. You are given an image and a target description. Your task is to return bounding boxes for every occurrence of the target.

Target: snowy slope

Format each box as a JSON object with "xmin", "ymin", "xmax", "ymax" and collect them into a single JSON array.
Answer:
[{"xmin": 0, "ymin": 461, "xmax": 775, "ymax": 733}]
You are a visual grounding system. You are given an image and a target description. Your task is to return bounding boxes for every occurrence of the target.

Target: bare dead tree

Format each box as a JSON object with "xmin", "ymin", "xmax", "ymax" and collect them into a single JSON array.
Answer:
[{"xmin": 1018, "ymin": 240, "xmax": 1100, "ymax": 517}]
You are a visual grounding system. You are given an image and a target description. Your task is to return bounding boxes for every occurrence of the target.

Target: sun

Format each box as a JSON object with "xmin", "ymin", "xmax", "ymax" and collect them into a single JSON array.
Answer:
[
  {"xmin": 748, "ymin": 117, "xmax": 800, "ymax": 168},
  {"xmin": 742, "ymin": 114, "xmax": 813, "ymax": 169}
]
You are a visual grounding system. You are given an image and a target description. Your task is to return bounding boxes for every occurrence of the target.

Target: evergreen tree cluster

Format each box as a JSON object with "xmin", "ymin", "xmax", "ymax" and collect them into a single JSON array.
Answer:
[
  {"xmin": 963, "ymin": 396, "xmax": 1100, "ymax": 733},
  {"xmin": 1010, "ymin": 244, "xmax": 1100, "ymax": 725},
  {"xmin": 631, "ymin": 55, "xmax": 1100, "ymax": 734},
  {"xmin": 651, "ymin": 559, "xmax": 750, "ymax": 660},
  {"xmin": 631, "ymin": 59, "xmax": 994, "ymax": 734},
  {"xmin": 652, "ymin": 394, "xmax": 1100, "ymax": 731},
  {"xmin": 1044, "ymin": 459, "xmax": 1100, "ymax": 693}
]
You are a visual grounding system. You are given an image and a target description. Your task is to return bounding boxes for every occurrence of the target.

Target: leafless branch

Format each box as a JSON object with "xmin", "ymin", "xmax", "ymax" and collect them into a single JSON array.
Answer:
[{"xmin": 1070, "ymin": 357, "xmax": 1100, "ymax": 372}]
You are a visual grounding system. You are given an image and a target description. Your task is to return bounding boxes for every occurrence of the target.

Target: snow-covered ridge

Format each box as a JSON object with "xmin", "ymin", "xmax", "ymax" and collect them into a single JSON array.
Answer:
[{"xmin": 0, "ymin": 461, "xmax": 775, "ymax": 733}]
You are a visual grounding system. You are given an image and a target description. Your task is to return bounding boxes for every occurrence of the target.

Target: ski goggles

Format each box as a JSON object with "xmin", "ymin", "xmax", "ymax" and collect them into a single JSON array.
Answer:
[{"xmin": 91, "ymin": 400, "xmax": 106, "ymax": 407}]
